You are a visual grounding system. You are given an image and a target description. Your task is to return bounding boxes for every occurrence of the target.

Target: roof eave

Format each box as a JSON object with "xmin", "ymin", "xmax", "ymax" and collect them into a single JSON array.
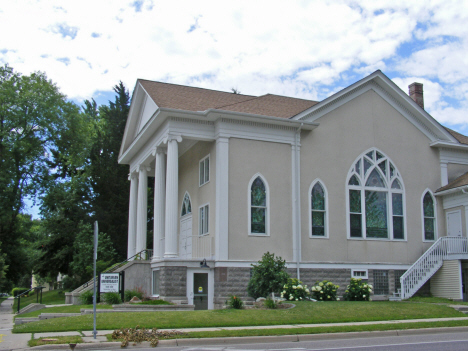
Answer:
[
  {"xmin": 435, "ymin": 185, "xmax": 468, "ymax": 196},
  {"xmin": 430, "ymin": 141, "xmax": 468, "ymax": 150}
]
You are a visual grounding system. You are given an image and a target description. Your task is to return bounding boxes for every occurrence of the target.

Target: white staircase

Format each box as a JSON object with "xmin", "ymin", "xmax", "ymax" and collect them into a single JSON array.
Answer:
[{"xmin": 400, "ymin": 237, "xmax": 468, "ymax": 299}]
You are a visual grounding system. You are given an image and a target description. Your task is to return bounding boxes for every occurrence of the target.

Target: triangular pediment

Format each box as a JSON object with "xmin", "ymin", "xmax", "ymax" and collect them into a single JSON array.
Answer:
[
  {"xmin": 119, "ymin": 81, "xmax": 159, "ymax": 158},
  {"xmin": 293, "ymin": 70, "xmax": 457, "ymax": 143}
]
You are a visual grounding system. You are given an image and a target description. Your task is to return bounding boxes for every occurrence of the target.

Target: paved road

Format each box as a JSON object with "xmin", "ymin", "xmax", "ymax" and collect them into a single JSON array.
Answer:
[
  {"xmin": 150, "ymin": 331, "xmax": 468, "ymax": 351},
  {"xmin": 0, "ymin": 298, "xmax": 29, "ymax": 351}
]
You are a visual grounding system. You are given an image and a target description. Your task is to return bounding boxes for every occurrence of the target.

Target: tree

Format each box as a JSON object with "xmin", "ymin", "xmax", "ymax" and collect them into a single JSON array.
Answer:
[
  {"xmin": 247, "ymin": 252, "xmax": 289, "ymax": 299},
  {"xmin": 0, "ymin": 64, "xmax": 81, "ymax": 286},
  {"xmin": 88, "ymin": 82, "xmax": 131, "ymax": 261}
]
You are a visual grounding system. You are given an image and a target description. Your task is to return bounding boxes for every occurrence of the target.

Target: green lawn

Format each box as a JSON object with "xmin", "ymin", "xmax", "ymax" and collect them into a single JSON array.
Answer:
[
  {"xmin": 13, "ymin": 300, "xmax": 467, "ymax": 334},
  {"xmin": 13, "ymin": 290, "xmax": 67, "ymax": 312},
  {"xmin": 17, "ymin": 304, "xmax": 114, "ymax": 318}
]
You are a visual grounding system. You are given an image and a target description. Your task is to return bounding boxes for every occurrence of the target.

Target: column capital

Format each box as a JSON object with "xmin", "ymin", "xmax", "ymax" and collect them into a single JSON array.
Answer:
[
  {"xmin": 136, "ymin": 165, "xmax": 151, "ymax": 173},
  {"xmin": 128, "ymin": 172, "xmax": 138, "ymax": 181},
  {"xmin": 151, "ymin": 147, "xmax": 167, "ymax": 157},
  {"xmin": 163, "ymin": 133, "xmax": 183, "ymax": 144}
]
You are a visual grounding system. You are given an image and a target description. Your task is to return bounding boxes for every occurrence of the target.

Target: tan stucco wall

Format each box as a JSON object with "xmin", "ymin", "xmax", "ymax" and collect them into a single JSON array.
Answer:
[
  {"xmin": 178, "ymin": 141, "xmax": 216, "ymax": 254},
  {"xmin": 300, "ymin": 89, "xmax": 444, "ymax": 265},
  {"xmin": 228, "ymin": 138, "xmax": 293, "ymax": 261}
]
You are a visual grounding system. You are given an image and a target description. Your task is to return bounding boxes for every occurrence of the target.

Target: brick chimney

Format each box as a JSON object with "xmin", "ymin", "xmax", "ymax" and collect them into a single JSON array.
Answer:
[{"xmin": 409, "ymin": 82, "xmax": 424, "ymax": 109}]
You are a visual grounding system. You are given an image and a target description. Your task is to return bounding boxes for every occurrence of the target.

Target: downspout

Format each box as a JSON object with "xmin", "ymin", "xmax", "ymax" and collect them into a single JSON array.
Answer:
[{"xmin": 295, "ymin": 123, "xmax": 303, "ymax": 280}]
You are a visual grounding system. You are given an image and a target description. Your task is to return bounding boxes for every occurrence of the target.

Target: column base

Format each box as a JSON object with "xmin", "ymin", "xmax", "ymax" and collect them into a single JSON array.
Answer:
[{"xmin": 164, "ymin": 253, "xmax": 178, "ymax": 258}]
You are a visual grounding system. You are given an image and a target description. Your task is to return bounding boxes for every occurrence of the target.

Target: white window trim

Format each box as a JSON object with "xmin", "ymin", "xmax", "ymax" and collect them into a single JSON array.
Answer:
[
  {"xmin": 199, "ymin": 154, "xmax": 210, "ymax": 187},
  {"xmin": 309, "ymin": 179, "xmax": 329, "ymax": 239},
  {"xmin": 248, "ymin": 173, "xmax": 270, "ymax": 237},
  {"xmin": 199, "ymin": 203, "xmax": 209, "ymax": 236},
  {"xmin": 421, "ymin": 189, "xmax": 437, "ymax": 242},
  {"xmin": 346, "ymin": 148, "xmax": 407, "ymax": 241},
  {"xmin": 152, "ymin": 269, "xmax": 160, "ymax": 297},
  {"xmin": 351, "ymin": 269, "xmax": 368, "ymax": 280},
  {"xmin": 180, "ymin": 191, "xmax": 192, "ymax": 217}
]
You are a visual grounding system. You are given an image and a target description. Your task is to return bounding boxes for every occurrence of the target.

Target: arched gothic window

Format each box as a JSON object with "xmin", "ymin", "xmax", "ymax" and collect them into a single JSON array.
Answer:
[
  {"xmin": 422, "ymin": 191, "xmax": 436, "ymax": 241},
  {"xmin": 347, "ymin": 149, "xmax": 405, "ymax": 240},
  {"xmin": 181, "ymin": 192, "xmax": 192, "ymax": 217},
  {"xmin": 310, "ymin": 180, "xmax": 328, "ymax": 237},
  {"xmin": 249, "ymin": 175, "xmax": 269, "ymax": 235}
]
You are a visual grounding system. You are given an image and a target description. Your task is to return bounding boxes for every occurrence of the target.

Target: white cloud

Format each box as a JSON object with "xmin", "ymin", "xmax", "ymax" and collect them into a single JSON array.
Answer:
[{"xmin": 0, "ymin": 0, "xmax": 467, "ymax": 132}]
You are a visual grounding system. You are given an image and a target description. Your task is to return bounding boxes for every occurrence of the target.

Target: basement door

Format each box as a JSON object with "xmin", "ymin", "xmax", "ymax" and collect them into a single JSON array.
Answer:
[
  {"xmin": 179, "ymin": 215, "xmax": 192, "ymax": 259},
  {"xmin": 447, "ymin": 210, "xmax": 462, "ymax": 237},
  {"xmin": 187, "ymin": 268, "xmax": 214, "ymax": 310}
]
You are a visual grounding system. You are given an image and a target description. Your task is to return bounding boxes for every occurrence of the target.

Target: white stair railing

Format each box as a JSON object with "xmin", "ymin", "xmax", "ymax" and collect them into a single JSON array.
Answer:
[{"xmin": 400, "ymin": 237, "xmax": 468, "ymax": 299}]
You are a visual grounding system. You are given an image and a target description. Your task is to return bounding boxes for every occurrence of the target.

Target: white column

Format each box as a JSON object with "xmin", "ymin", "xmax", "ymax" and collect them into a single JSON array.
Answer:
[
  {"xmin": 164, "ymin": 136, "xmax": 181, "ymax": 257},
  {"xmin": 215, "ymin": 137, "xmax": 229, "ymax": 260},
  {"xmin": 153, "ymin": 148, "xmax": 166, "ymax": 260},
  {"xmin": 127, "ymin": 173, "xmax": 138, "ymax": 259},
  {"xmin": 136, "ymin": 165, "xmax": 150, "ymax": 253},
  {"xmin": 441, "ymin": 163, "xmax": 448, "ymax": 186}
]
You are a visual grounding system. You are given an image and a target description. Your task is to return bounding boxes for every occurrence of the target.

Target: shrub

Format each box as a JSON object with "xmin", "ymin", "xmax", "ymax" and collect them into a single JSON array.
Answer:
[
  {"xmin": 264, "ymin": 297, "xmax": 277, "ymax": 309},
  {"xmin": 137, "ymin": 299, "xmax": 173, "ymax": 305},
  {"xmin": 343, "ymin": 278, "xmax": 373, "ymax": 301},
  {"xmin": 11, "ymin": 287, "xmax": 29, "ymax": 297},
  {"xmin": 226, "ymin": 295, "xmax": 244, "ymax": 309},
  {"xmin": 311, "ymin": 280, "xmax": 340, "ymax": 301},
  {"xmin": 124, "ymin": 288, "xmax": 145, "ymax": 302},
  {"xmin": 79, "ymin": 290, "xmax": 94, "ymax": 304},
  {"xmin": 247, "ymin": 252, "xmax": 289, "ymax": 299},
  {"xmin": 103, "ymin": 292, "xmax": 122, "ymax": 305},
  {"xmin": 281, "ymin": 278, "xmax": 310, "ymax": 301}
]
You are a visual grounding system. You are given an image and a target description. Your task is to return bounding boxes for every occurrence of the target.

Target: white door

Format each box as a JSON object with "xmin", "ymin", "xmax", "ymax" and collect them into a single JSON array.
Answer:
[
  {"xmin": 179, "ymin": 215, "xmax": 192, "ymax": 258},
  {"xmin": 447, "ymin": 210, "xmax": 462, "ymax": 237}
]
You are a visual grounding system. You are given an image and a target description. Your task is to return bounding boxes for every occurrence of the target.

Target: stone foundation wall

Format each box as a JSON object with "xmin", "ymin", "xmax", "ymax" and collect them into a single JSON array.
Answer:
[
  {"xmin": 213, "ymin": 267, "xmax": 251, "ymax": 304},
  {"xmin": 159, "ymin": 266, "xmax": 187, "ymax": 299},
  {"xmin": 299, "ymin": 268, "xmax": 352, "ymax": 297}
]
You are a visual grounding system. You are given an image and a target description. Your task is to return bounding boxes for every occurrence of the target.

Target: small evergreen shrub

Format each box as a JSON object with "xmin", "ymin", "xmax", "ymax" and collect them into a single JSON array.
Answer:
[
  {"xmin": 79, "ymin": 290, "xmax": 94, "ymax": 304},
  {"xmin": 124, "ymin": 287, "xmax": 145, "ymax": 302},
  {"xmin": 247, "ymin": 252, "xmax": 289, "ymax": 299},
  {"xmin": 103, "ymin": 292, "xmax": 122, "ymax": 305},
  {"xmin": 264, "ymin": 297, "xmax": 277, "ymax": 309},
  {"xmin": 311, "ymin": 280, "xmax": 340, "ymax": 301},
  {"xmin": 343, "ymin": 278, "xmax": 373, "ymax": 301},
  {"xmin": 281, "ymin": 278, "xmax": 310, "ymax": 301},
  {"xmin": 226, "ymin": 295, "xmax": 244, "ymax": 309}
]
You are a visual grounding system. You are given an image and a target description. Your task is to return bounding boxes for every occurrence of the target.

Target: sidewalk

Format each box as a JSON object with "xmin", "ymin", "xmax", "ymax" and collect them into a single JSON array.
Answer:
[
  {"xmin": 0, "ymin": 298, "xmax": 30, "ymax": 351},
  {"xmin": 2, "ymin": 298, "xmax": 468, "ymax": 350}
]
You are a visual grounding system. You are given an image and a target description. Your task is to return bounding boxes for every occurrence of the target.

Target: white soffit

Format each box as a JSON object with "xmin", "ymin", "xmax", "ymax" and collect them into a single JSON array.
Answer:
[{"xmin": 293, "ymin": 71, "xmax": 457, "ymax": 144}]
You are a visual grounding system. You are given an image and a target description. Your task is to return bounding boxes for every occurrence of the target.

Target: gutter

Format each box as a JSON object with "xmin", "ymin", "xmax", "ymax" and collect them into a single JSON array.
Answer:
[{"xmin": 435, "ymin": 185, "xmax": 468, "ymax": 196}]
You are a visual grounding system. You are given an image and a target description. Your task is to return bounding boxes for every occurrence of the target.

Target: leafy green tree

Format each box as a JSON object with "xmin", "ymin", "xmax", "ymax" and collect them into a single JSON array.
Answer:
[
  {"xmin": 0, "ymin": 65, "xmax": 81, "ymax": 286},
  {"xmin": 247, "ymin": 252, "xmax": 290, "ymax": 299}
]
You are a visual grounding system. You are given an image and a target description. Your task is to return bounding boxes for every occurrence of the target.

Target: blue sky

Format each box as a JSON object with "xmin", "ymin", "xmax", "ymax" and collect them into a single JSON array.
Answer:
[{"xmin": 2, "ymin": 0, "xmax": 468, "ymax": 218}]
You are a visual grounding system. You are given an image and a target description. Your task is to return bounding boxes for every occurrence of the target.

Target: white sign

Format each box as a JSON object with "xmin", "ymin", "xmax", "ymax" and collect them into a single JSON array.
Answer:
[{"xmin": 100, "ymin": 273, "xmax": 119, "ymax": 293}]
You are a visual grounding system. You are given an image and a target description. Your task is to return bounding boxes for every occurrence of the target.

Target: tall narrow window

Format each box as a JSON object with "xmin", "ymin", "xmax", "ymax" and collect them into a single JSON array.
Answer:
[
  {"xmin": 250, "ymin": 175, "xmax": 268, "ymax": 235},
  {"xmin": 199, "ymin": 155, "xmax": 210, "ymax": 186},
  {"xmin": 199, "ymin": 204, "xmax": 209, "ymax": 235},
  {"xmin": 347, "ymin": 148, "xmax": 405, "ymax": 240},
  {"xmin": 311, "ymin": 181, "xmax": 327, "ymax": 237},
  {"xmin": 181, "ymin": 192, "xmax": 192, "ymax": 217},
  {"xmin": 423, "ymin": 192, "xmax": 435, "ymax": 241}
]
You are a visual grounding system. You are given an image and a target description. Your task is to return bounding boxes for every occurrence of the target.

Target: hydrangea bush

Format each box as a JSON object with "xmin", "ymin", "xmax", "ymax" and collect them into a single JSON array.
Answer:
[
  {"xmin": 343, "ymin": 278, "xmax": 373, "ymax": 301},
  {"xmin": 311, "ymin": 280, "xmax": 340, "ymax": 301},
  {"xmin": 280, "ymin": 278, "xmax": 310, "ymax": 301}
]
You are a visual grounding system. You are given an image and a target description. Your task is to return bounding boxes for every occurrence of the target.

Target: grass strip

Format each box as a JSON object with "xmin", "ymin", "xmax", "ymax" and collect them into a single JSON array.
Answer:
[
  {"xmin": 13, "ymin": 290, "xmax": 67, "ymax": 312},
  {"xmin": 28, "ymin": 335, "xmax": 82, "ymax": 347},
  {"xmin": 13, "ymin": 301, "xmax": 467, "ymax": 334}
]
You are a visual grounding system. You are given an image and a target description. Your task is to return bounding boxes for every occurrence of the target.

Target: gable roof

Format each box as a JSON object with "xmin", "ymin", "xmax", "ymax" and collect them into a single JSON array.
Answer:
[
  {"xmin": 444, "ymin": 127, "xmax": 468, "ymax": 145},
  {"xmin": 436, "ymin": 171, "xmax": 468, "ymax": 193},
  {"xmin": 138, "ymin": 79, "xmax": 318, "ymax": 118}
]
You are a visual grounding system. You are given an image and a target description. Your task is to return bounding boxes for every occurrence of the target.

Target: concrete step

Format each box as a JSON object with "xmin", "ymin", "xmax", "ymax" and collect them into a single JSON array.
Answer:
[
  {"xmin": 17, "ymin": 303, "xmax": 46, "ymax": 315},
  {"xmin": 38, "ymin": 313, "xmax": 81, "ymax": 320},
  {"xmin": 15, "ymin": 317, "xmax": 39, "ymax": 325}
]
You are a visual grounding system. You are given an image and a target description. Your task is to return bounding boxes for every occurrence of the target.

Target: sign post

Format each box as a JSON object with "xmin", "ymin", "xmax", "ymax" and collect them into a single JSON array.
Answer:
[{"xmin": 93, "ymin": 221, "xmax": 98, "ymax": 340}]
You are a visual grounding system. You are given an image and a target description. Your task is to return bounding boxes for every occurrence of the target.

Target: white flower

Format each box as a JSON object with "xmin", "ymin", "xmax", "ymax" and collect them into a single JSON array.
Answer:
[
  {"xmin": 300, "ymin": 297, "xmax": 302, "ymax": 300},
  {"xmin": 327, "ymin": 295, "xmax": 330, "ymax": 298},
  {"xmin": 337, "ymin": 298, "xmax": 340, "ymax": 301},
  {"xmin": 289, "ymin": 296, "xmax": 294, "ymax": 300},
  {"xmin": 298, "ymin": 285, "xmax": 303, "ymax": 289},
  {"xmin": 363, "ymin": 295, "xmax": 366, "ymax": 298},
  {"xmin": 319, "ymin": 282, "xmax": 324, "ymax": 287},
  {"xmin": 369, "ymin": 284, "xmax": 373, "ymax": 289},
  {"xmin": 283, "ymin": 284, "xmax": 287, "ymax": 288},
  {"xmin": 293, "ymin": 285, "xmax": 297, "ymax": 289},
  {"xmin": 305, "ymin": 288, "xmax": 310, "ymax": 293},
  {"xmin": 316, "ymin": 286, "xmax": 321, "ymax": 291},
  {"xmin": 320, "ymin": 291, "xmax": 323, "ymax": 294},
  {"xmin": 295, "ymin": 298, "xmax": 298, "ymax": 301}
]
